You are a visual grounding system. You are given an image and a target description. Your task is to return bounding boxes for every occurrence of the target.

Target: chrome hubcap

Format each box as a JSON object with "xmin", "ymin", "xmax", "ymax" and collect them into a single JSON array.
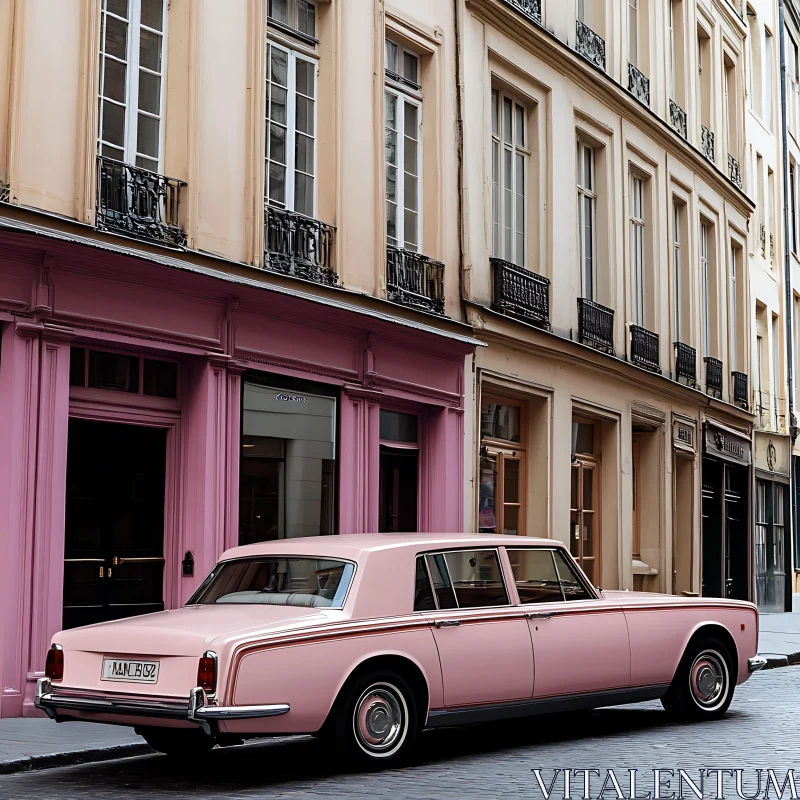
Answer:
[
  {"xmin": 353, "ymin": 683, "xmax": 406, "ymax": 755},
  {"xmin": 690, "ymin": 650, "xmax": 727, "ymax": 709}
]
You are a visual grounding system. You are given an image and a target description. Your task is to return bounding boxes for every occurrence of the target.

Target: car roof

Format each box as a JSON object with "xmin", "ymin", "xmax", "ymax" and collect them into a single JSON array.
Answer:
[{"xmin": 220, "ymin": 533, "xmax": 557, "ymax": 562}]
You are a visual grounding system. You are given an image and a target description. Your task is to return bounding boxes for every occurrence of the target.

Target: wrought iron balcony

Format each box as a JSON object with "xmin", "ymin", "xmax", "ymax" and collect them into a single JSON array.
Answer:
[
  {"xmin": 674, "ymin": 342, "xmax": 697, "ymax": 387},
  {"xmin": 627, "ymin": 64, "xmax": 650, "ymax": 107},
  {"xmin": 264, "ymin": 205, "xmax": 338, "ymax": 285},
  {"xmin": 770, "ymin": 232, "xmax": 775, "ymax": 262},
  {"xmin": 701, "ymin": 125, "xmax": 715, "ymax": 163},
  {"xmin": 629, "ymin": 325, "xmax": 659, "ymax": 372},
  {"xmin": 575, "ymin": 20, "xmax": 606, "ymax": 72},
  {"xmin": 669, "ymin": 100, "xmax": 687, "ymax": 140},
  {"xmin": 704, "ymin": 356, "xmax": 723, "ymax": 399},
  {"xmin": 728, "ymin": 154, "xmax": 742, "ymax": 189},
  {"xmin": 577, "ymin": 298, "xmax": 614, "ymax": 354},
  {"xmin": 732, "ymin": 371, "xmax": 748, "ymax": 410},
  {"xmin": 491, "ymin": 258, "xmax": 550, "ymax": 328},
  {"xmin": 0, "ymin": 177, "xmax": 9, "ymax": 203},
  {"xmin": 502, "ymin": 0, "xmax": 541, "ymax": 25},
  {"xmin": 96, "ymin": 156, "xmax": 186, "ymax": 247},
  {"xmin": 387, "ymin": 246, "xmax": 445, "ymax": 315},
  {"xmin": 759, "ymin": 224, "xmax": 766, "ymax": 257}
]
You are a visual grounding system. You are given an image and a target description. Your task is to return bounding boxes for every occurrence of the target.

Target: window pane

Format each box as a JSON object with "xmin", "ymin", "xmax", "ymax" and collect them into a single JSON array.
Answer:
[
  {"xmin": 269, "ymin": 123, "xmax": 286, "ymax": 164},
  {"xmin": 386, "ymin": 165, "xmax": 398, "ymax": 203},
  {"xmin": 504, "ymin": 148, "xmax": 513, "ymax": 256},
  {"xmin": 554, "ymin": 550, "xmax": 592, "ymax": 599},
  {"xmin": 492, "ymin": 140, "xmax": 500, "ymax": 256},
  {"xmin": 295, "ymin": 132, "xmax": 314, "ymax": 175},
  {"xmin": 582, "ymin": 513, "xmax": 595, "ymax": 556},
  {"xmin": 509, "ymin": 550, "xmax": 563, "ymax": 604},
  {"xmin": 104, "ymin": 15, "xmax": 128, "ymax": 61},
  {"xmin": 491, "ymin": 89, "xmax": 499, "ymax": 137},
  {"xmin": 69, "ymin": 347, "xmax": 86, "ymax": 388},
  {"xmin": 583, "ymin": 469, "xmax": 594, "ymax": 511},
  {"xmin": 103, "ymin": 57, "xmax": 126, "ymax": 103},
  {"xmin": 583, "ymin": 146, "xmax": 593, "ymax": 191},
  {"xmin": 404, "ymin": 103, "xmax": 419, "ymax": 144},
  {"xmin": 296, "ymin": 95, "xmax": 315, "ymax": 136},
  {"xmin": 503, "ymin": 504, "xmax": 519, "ymax": 535},
  {"xmin": 404, "ymin": 174, "xmax": 418, "ymax": 212},
  {"xmin": 294, "ymin": 173, "xmax": 314, "ymax": 217},
  {"xmin": 385, "ymin": 91, "xmax": 398, "ymax": 130},
  {"xmin": 504, "ymin": 459, "xmax": 520, "ymax": 504},
  {"xmin": 102, "ymin": 143, "xmax": 125, "ymax": 161},
  {"xmin": 380, "ymin": 410, "xmax": 418, "ymax": 442},
  {"xmin": 425, "ymin": 554, "xmax": 457, "ymax": 609},
  {"xmin": 403, "ymin": 51, "xmax": 419, "ymax": 84},
  {"xmin": 138, "ymin": 70, "xmax": 161, "ymax": 115},
  {"xmin": 404, "ymin": 209, "xmax": 418, "ymax": 250},
  {"xmin": 143, "ymin": 359, "xmax": 178, "ymax": 398},
  {"xmin": 107, "ymin": 0, "xmax": 128, "ymax": 19},
  {"xmin": 515, "ymin": 153, "xmax": 525, "ymax": 264},
  {"xmin": 570, "ymin": 510, "xmax": 580, "ymax": 557},
  {"xmin": 268, "ymin": 162, "xmax": 286, "ymax": 206},
  {"xmin": 270, "ymin": 86, "xmax": 288, "ymax": 125},
  {"xmin": 503, "ymin": 97, "xmax": 512, "ymax": 144},
  {"xmin": 445, "ymin": 550, "xmax": 509, "ymax": 608},
  {"xmin": 139, "ymin": 29, "xmax": 162, "ymax": 73},
  {"xmin": 480, "ymin": 402, "xmax": 520, "ymax": 442},
  {"xmin": 140, "ymin": 0, "xmax": 163, "ymax": 31},
  {"xmin": 136, "ymin": 113, "xmax": 159, "ymax": 158},
  {"xmin": 385, "ymin": 129, "xmax": 397, "ymax": 167},
  {"xmin": 385, "ymin": 40, "xmax": 398, "ymax": 73},
  {"xmin": 296, "ymin": 60, "xmax": 315, "ymax": 99},
  {"xmin": 515, "ymin": 103, "xmax": 525, "ymax": 147},
  {"xmin": 297, "ymin": 0, "xmax": 315, "ymax": 38},
  {"xmin": 88, "ymin": 350, "xmax": 139, "ymax": 393},
  {"xmin": 271, "ymin": 49, "xmax": 288, "ymax": 87},
  {"xmin": 269, "ymin": 0, "xmax": 289, "ymax": 25},
  {"xmin": 570, "ymin": 465, "xmax": 579, "ymax": 508},
  {"xmin": 478, "ymin": 456, "xmax": 497, "ymax": 533},
  {"xmin": 572, "ymin": 421, "xmax": 594, "ymax": 454},
  {"xmin": 386, "ymin": 201, "xmax": 398, "ymax": 246},
  {"xmin": 414, "ymin": 557, "xmax": 436, "ymax": 611},
  {"xmin": 102, "ymin": 100, "xmax": 126, "ymax": 147}
]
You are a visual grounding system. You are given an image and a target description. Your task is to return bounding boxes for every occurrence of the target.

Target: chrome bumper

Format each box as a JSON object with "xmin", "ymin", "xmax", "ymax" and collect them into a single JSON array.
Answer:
[
  {"xmin": 34, "ymin": 679, "xmax": 289, "ymax": 735},
  {"xmin": 748, "ymin": 656, "xmax": 768, "ymax": 672}
]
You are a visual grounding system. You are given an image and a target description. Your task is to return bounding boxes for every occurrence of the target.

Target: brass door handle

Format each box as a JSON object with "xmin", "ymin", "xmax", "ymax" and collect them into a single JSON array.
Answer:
[{"xmin": 99, "ymin": 566, "xmax": 104, "ymax": 578}]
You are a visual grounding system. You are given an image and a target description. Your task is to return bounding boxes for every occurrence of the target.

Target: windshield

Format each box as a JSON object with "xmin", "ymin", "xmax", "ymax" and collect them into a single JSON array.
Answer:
[{"xmin": 189, "ymin": 557, "xmax": 355, "ymax": 608}]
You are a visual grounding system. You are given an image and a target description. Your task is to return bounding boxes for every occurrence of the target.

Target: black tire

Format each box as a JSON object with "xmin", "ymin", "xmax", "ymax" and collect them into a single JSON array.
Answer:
[
  {"xmin": 328, "ymin": 669, "xmax": 418, "ymax": 768},
  {"xmin": 661, "ymin": 637, "xmax": 735, "ymax": 721},
  {"xmin": 139, "ymin": 726, "xmax": 216, "ymax": 758}
]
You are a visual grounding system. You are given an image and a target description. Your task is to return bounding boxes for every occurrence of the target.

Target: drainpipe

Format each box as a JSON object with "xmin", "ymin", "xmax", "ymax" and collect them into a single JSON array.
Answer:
[
  {"xmin": 453, "ymin": 0, "xmax": 468, "ymax": 323},
  {"xmin": 778, "ymin": 0, "xmax": 797, "ymax": 610}
]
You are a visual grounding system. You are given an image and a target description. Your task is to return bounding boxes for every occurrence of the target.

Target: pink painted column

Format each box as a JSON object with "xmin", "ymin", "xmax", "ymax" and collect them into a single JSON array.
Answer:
[
  {"xmin": 223, "ymin": 362, "xmax": 246, "ymax": 551},
  {"xmin": 339, "ymin": 386, "xmax": 381, "ymax": 533},
  {"xmin": 424, "ymin": 406, "xmax": 465, "ymax": 533}
]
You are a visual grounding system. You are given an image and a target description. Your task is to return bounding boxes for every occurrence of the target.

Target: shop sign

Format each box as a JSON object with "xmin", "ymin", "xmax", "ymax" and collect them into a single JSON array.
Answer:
[
  {"xmin": 754, "ymin": 431, "xmax": 789, "ymax": 477},
  {"xmin": 275, "ymin": 393, "xmax": 308, "ymax": 404},
  {"xmin": 703, "ymin": 423, "xmax": 752, "ymax": 466},
  {"xmin": 672, "ymin": 418, "xmax": 697, "ymax": 455}
]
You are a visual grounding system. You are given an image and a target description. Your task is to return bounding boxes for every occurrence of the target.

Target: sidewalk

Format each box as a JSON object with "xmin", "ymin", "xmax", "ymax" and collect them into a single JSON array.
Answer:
[{"xmin": 1, "ymin": 603, "xmax": 799, "ymax": 776}]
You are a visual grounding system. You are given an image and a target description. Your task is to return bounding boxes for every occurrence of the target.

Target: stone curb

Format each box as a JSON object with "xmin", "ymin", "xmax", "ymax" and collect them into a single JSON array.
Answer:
[
  {"xmin": 0, "ymin": 742, "xmax": 153, "ymax": 775},
  {"xmin": 758, "ymin": 653, "xmax": 800, "ymax": 670}
]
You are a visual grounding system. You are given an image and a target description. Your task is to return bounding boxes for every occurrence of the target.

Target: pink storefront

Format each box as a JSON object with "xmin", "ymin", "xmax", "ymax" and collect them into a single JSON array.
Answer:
[{"xmin": 0, "ymin": 224, "xmax": 474, "ymax": 717}]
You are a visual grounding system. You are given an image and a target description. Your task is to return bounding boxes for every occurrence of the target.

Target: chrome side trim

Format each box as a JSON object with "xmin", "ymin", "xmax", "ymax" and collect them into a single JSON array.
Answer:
[
  {"xmin": 424, "ymin": 684, "xmax": 670, "ymax": 728},
  {"xmin": 35, "ymin": 678, "xmax": 290, "ymax": 734},
  {"xmin": 748, "ymin": 656, "xmax": 768, "ymax": 672}
]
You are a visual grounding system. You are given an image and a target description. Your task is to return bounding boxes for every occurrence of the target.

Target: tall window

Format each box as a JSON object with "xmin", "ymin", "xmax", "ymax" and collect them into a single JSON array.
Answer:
[
  {"xmin": 724, "ymin": 57, "xmax": 737, "ymax": 157},
  {"xmin": 98, "ymin": 0, "xmax": 167, "ymax": 170},
  {"xmin": 697, "ymin": 29, "xmax": 712, "ymax": 130},
  {"xmin": 577, "ymin": 142, "xmax": 596, "ymax": 301},
  {"xmin": 265, "ymin": 42, "xmax": 317, "ymax": 217},
  {"xmin": 492, "ymin": 90, "xmax": 527, "ymax": 266},
  {"xmin": 730, "ymin": 243, "xmax": 738, "ymax": 372},
  {"xmin": 768, "ymin": 167, "xmax": 776, "ymax": 264},
  {"xmin": 630, "ymin": 175, "xmax": 645, "ymax": 326},
  {"xmin": 571, "ymin": 419, "xmax": 599, "ymax": 585},
  {"xmin": 773, "ymin": 315, "xmax": 780, "ymax": 428},
  {"xmin": 791, "ymin": 162, "xmax": 798, "ymax": 254},
  {"xmin": 268, "ymin": 0, "xmax": 316, "ymax": 38},
  {"xmin": 673, "ymin": 201, "xmax": 682, "ymax": 340},
  {"xmin": 628, "ymin": 0, "xmax": 639, "ymax": 66},
  {"xmin": 701, "ymin": 222, "xmax": 711, "ymax": 356},
  {"xmin": 747, "ymin": 8, "xmax": 761, "ymax": 113},
  {"xmin": 765, "ymin": 29, "xmax": 774, "ymax": 129},
  {"xmin": 385, "ymin": 39, "xmax": 421, "ymax": 252},
  {"xmin": 669, "ymin": 0, "xmax": 685, "ymax": 104}
]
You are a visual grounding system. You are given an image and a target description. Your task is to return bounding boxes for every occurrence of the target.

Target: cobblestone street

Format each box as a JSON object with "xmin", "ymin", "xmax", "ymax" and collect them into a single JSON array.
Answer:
[{"xmin": 0, "ymin": 668, "xmax": 797, "ymax": 800}]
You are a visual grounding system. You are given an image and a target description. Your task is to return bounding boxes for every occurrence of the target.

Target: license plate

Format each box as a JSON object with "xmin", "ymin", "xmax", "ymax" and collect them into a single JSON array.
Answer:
[{"xmin": 101, "ymin": 658, "xmax": 160, "ymax": 684}]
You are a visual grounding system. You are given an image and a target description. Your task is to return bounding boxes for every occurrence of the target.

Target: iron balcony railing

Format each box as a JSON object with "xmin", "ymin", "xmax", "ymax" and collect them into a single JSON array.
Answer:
[
  {"xmin": 669, "ymin": 100, "xmax": 687, "ymax": 140},
  {"xmin": 674, "ymin": 342, "xmax": 697, "ymax": 387},
  {"xmin": 96, "ymin": 156, "xmax": 186, "ymax": 247},
  {"xmin": 577, "ymin": 298, "xmax": 614, "ymax": 354},
  {"xmin": 629, "ymin": 325, "xmax": 659, "ymax": 372},
  {"xmin": 728, "ymin": 154, "xmax": 743, "ymax": 189},
  {"xmin": 490, "ymin": 258, "xmax": 550, "ymax": 328},
  {"xmin": 701, "ymin": 126, "xmax": 715, "ymax": 163},
  {"xmin": 0, "ymin": 177, "xmax": 9, "ymax": 203},
  {"xmin": 759, "ymin": 224, "xmax": 766, "ymax": 257},
  {"xmin": 264, "ymin": 205, "xmax": 338, "ymax": 285},
  {"xmin": 628, "ymin": 64, "xmax": 650, "ymax": 107},
  {"xmin": 502, "ymin": 0, "xmax": 541, "ymax": 24},
  {"xmin": 575, "ymin": 20, "xmax": 606, "ymax": 72},
  {"xmin": 704, "ymin": 356, "xmax": 723, "ymax": 399},
  {"xmin": 386, "ymin": 246, "xmax": 445, "ymax": 315},
  {"xmin": 731, "ymin": 371, "xmax": 748, "ymax": 410}
]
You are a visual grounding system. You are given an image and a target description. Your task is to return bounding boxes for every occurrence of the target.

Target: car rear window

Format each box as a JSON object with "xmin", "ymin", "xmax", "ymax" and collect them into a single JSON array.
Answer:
[{"xmin": 189, "ymin": 558, "xmax": 355, "ymax": 608}]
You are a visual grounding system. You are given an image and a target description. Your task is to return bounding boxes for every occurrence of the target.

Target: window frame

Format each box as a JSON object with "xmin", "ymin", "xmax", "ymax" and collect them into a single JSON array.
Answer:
[
  {"xmin": 98, "ymin": 0, "xmax": 169, "ymax": 172},
  {"xmin": 700, "ymin": 220, "xmax": 711, "ymax": 358},
  {"xmin": 672, "ymin": 199, "xmax": 683, "ymax": 342},
  {"xmin": 577, "ymin": 140, "xmax": 597, "ymax": 301},
  {"xmin": 629, "ymin": 173, "xmax": 645, "ymax": 326},
  {"xmin": 265, "ymin": 39, "xmax": 319, "ymax": 218},
  {"xmin": 491, "ymin": 87, "xmax": 529, "ymax": 267}
]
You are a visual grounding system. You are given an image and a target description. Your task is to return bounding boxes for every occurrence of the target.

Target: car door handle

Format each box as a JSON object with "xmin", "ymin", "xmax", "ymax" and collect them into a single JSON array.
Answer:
[
  {"xmin": 526, "ymin": 612, "xmax": 554, "ymax": 620},
  {"xmin": 434, "ymin": 620, "xmax": 462, "ymax": 628}
]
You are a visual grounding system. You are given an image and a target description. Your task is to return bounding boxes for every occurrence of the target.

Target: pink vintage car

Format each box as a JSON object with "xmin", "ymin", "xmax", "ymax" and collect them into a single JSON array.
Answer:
[{"xmin": 36, "ymin": 533, "xmax": 765, "ymax": 766}]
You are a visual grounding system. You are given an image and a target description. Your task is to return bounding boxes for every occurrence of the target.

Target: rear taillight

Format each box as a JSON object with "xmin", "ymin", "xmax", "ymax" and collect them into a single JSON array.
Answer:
[
  {"xmin": 197, "ymin": 653, "xmax": 217, "ymax": 694},
  {"xmin": 45, "ymin": 646, "xmax": 64, "ymax": 682}
]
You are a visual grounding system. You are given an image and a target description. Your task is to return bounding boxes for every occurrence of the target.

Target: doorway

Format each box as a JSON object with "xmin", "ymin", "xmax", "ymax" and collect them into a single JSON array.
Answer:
[
  {"xmin": 63, "ymin": 418, "xmax": 167, "ymax": 630},
  {"xmin": 379, "ymin": 447, "xmax": 418, "ymax": 532}
]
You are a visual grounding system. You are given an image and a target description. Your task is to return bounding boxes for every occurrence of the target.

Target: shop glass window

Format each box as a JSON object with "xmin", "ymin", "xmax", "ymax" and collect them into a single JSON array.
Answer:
[
  {"xmin": 240, "ymin": 382, "xmax": 336, "ymax": 544},
  {"xmin": 69, "ymin": 347, "xmax": 178, "ymax": 398},
  {"xmin": 69, "ymin": 347, "xmax": 86, "ymax": 387},
  {"xmin": 507, "ymin": 549, "xmax": 563, "ymax": 604},
  {"xmin": 380, "ymin": 410, "xmax": 418, "ymax": 443},
  {"xmin": 89, "ymin": 350, "xmax": 139, "ymax": 393},
  {"xmin": 413, "ymin": 556, "xmax": 435, "ymax": 611},
  {"xmin": 143, "ymin": 358, "xmax": 178, "ymax": 398},
  {"xmin": 98, "ymin": 0, "xmax": 167, "ymax": 170}
]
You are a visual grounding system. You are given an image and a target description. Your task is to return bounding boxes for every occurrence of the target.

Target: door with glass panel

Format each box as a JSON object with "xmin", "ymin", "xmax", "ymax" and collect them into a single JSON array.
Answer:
[
  {"xmin": 755, "ymin": 480, "xmax": 786, "ymax": 613},
  {"xmin": 570, "ymin": 458, "xmax": 598, "ymax": 584}
]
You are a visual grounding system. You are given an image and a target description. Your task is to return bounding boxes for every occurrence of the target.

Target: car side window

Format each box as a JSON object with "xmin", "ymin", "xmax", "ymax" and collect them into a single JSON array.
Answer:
[
  {"xmin": 425, "ymin": 554, "xmax": 458, "ymax": 609},
  {"xmin": 507, "ymin": 549, "xmax": 564, "ymax": 604},
  {"xmin": 442, "ymin": 549, "xmax": 509, "ymax": 608},
  {"xmin": 553, "ymin": 549, "xmax": 593, "ymax": 601},
  {"xmin": 414, "ymin": 556, "xmax": 436, "ymax": 611}
]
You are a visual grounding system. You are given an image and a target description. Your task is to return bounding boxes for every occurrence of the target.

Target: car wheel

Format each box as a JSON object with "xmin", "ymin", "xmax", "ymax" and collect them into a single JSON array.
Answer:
[
  {"xmin": 661, "ymin": 637, "xmax": 734, "ymax": 721},
  {"xmin": 139, "ymin": 726, "xmax": 217, "ymax": 758},
  {"xmin": 331, "ymin": 669, "xmax": 418, "ymax": 768}
]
